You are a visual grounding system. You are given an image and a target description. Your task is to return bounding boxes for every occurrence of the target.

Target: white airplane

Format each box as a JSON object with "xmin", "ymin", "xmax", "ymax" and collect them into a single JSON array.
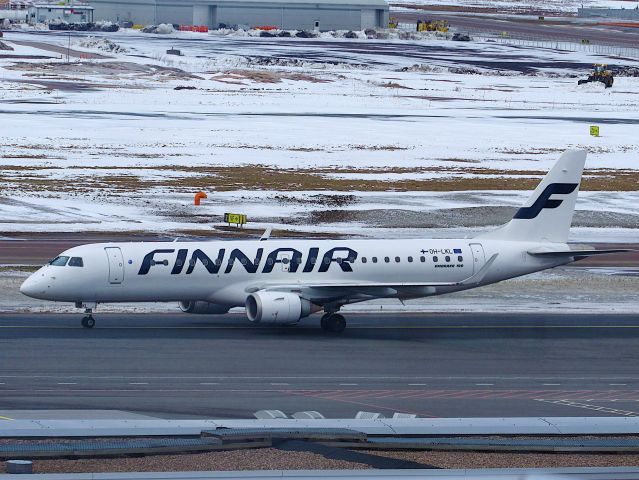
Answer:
[{"xmin": 20, "ymin": 150, "xmax": 628, "ymax": 332}]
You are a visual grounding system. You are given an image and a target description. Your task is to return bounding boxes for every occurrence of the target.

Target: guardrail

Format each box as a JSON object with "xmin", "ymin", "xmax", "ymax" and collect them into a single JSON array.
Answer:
[
  {"xmin": 464, "ymin": 29, "xmax": 639, "ymax": 59},
  {"xmin": 3, "ymin": 417, "xmax": 639, "ymax": 438},
  {"xmin": 4, "ymin": 428, "xmax": 639, "ymax": 460}
]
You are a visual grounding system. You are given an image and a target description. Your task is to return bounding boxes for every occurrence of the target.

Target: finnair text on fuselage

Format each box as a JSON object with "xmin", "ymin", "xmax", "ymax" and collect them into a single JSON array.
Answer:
[{"xmin": 137, "ymin": 245, "xmax": 470, "ymax": 277}]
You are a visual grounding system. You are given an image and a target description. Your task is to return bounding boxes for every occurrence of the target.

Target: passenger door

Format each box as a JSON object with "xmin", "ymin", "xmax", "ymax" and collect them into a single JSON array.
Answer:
[
  {"xmin": 105, "ymin": 247, "xmax": 124, "ymax": 284},
  {"xmin": 469, "ymin": 243, "xmax": 485, "ymax": 274}
]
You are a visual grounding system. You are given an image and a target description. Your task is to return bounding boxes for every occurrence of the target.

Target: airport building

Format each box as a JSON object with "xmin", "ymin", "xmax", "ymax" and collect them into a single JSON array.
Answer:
[
  {"xmin": 28, "ymin": 3, "xmax": 94, "ymax": 24},
  {"xmin": 90, "ymin": 0, "xmax": 389, "ymax": 31}
]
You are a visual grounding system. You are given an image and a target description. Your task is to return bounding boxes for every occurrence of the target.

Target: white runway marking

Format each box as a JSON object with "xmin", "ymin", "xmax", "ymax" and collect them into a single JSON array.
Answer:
[
  {"xmin": 0, "ymin": 375, "xmax": 638, "ymax": 381},
  {"xmin": 535, "ymin": 399, "xmax": 639, "ymax": 416},
  {"xmin": 57, "ymin": 382, "xmax": 77, "ymax": 385},
  {"xmin": 129, "ymin": 382, "xmax": 149, "ymax": 385}
]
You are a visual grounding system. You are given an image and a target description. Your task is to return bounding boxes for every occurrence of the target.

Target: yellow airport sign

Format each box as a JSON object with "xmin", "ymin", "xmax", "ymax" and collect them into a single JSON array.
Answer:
[{"xmin": 224, "ymin": 213, "xmax": 248, "ymax": 226}]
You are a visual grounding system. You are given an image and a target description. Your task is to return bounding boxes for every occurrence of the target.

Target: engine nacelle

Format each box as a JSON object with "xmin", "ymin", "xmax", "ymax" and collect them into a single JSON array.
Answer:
[
  {"xmin": 179, "ymin": 301, "xmax": 230, "ymax": 315},
  {"xmin": 245, "ymin": 291, "xmax": 312, "ymax": 325}
]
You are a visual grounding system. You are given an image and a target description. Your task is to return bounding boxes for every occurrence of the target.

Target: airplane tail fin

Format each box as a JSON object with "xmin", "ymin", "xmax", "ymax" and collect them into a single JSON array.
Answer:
[{"xmin": 478, "ymin": 149, "xmax": 586, "ymax": 243}]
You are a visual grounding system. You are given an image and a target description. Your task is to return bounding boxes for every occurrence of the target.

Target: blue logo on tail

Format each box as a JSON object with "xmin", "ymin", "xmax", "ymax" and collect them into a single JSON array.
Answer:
[{"xmin": 513, "ymin": 183, "xmax": 578, "ymax": 220}]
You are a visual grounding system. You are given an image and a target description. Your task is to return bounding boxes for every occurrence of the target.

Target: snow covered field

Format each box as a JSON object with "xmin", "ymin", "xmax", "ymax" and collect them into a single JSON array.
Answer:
[
  {"xmin": 0, "ymin": 29, "xmax": 638, "ymax": 241},
  {"xmin": 390, "ymin": 0, "xmax": 638, "ymax": 14}
]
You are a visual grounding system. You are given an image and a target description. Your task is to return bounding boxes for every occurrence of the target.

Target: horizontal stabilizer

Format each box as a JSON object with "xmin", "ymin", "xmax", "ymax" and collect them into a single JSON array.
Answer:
[{"xmin": 527, "ymin": 248, "xmax": 633, "ymax": 258}]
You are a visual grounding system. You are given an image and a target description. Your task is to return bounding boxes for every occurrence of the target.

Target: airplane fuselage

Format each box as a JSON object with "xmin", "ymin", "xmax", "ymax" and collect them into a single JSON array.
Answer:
[{"xmin": 21, "ymin": 238, "xmax": 568, "ymax": 306}]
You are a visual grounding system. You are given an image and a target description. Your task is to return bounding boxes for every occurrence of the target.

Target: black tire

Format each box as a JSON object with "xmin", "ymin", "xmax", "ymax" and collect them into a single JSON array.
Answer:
[
  {"xmin": 326, "ymin": 314, "xmax": 346, "ymax": 333},
  {"xmin": 82, "ymin": 316, "xmax": 95, "ymax": 328}
]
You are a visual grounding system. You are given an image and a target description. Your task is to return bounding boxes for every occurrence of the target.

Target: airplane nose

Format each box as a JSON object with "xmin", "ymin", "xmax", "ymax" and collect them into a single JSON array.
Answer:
[
  {"xmin": 20, "ymin": 276, "xmax": 36, "ymax": 297},
  {"xmin": 20, "ymin": 274, "xmax": 45, "ymax": 299}
]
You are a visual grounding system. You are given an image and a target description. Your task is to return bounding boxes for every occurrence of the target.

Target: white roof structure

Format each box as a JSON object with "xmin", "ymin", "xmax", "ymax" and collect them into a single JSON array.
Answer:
[{"xmin": 31, "ymin": 3, "xmax": 93, "ymax": 8}]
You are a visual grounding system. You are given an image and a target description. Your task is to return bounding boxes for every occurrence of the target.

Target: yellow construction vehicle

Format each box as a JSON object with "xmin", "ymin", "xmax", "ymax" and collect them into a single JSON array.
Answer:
[
  {"xmin": 433, "ymin": 20, "xmax": 449, "ymax": 32},
  {"xmin": 578, "ymin": 64, "xmax": 614, "ymax": 88},
  {"xmin": 416, "ymin": 19, "xmax": 449, "ymax": 32}
]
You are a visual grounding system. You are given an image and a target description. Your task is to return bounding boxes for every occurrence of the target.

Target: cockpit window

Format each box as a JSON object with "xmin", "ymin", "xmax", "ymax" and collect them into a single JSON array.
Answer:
[
  {"xmin": 49, "ymin": 256, "xmax": 69, "ymax": 266},
  {"xmin": 69, "ymin": 257, "xmax": 84, "ymax": 267}
]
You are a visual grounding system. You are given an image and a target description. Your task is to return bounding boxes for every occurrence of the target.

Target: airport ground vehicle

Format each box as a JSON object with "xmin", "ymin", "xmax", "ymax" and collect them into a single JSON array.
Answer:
[
  {"xmin": 578, "ymin": 64, "xmax": 614, "ymax": 88},
  {"xmin": 417, "ymin": 19, "xmax": 448, "ymax": 32},
  {"xmin": 452, "ymin": 33, "xmax": 471, "ymax": 41}
]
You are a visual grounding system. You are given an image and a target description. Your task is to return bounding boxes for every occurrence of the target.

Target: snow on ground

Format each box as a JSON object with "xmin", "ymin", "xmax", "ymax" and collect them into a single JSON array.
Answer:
[
  {"xmin": 0, "ymin": 29, "xmax": 637, "ymax": 240},
  {"xmin": 390, "ymin": 0, "xmax": 639, "ymax": 14}
]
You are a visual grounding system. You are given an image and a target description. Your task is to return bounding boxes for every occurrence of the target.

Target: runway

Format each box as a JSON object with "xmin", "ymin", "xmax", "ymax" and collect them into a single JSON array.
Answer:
[{"xmin": 1, "ymin": 312, "xmax": 638, "ymax": 420}]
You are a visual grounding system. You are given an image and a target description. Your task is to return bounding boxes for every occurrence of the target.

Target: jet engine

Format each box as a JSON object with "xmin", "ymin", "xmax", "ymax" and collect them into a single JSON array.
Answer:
[
  {"xmin": 245, "ymin": 291, "xmax": 313, "ymax": 325},
  {"xmin": 179, "ymin": 301, "xmax": 230, "ymax": 315}
]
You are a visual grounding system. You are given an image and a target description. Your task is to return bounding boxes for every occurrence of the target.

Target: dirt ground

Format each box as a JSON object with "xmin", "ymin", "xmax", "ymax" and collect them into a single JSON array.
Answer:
[{"xmin": 28, "ymin": 448, "xmax": 639, "ymax": 473}]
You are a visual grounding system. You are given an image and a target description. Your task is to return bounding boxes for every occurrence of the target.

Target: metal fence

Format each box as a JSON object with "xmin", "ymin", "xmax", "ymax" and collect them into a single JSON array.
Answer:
[
  {"xmin": 465, "ymin": 27, "xmax": 639, "ymax": 59},
  {"xmin": 578, "ymin": 7, "xmax": 639, "ymax": 20},
  {"xmin": 394, "ymin": 22, "xmax": 639, "ymax": 59}
]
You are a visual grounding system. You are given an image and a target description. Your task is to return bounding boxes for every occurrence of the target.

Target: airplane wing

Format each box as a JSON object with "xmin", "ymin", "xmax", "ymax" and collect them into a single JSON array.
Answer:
[{"xmin": 246, "ymin": 254, "xmax": 499, "ymax": 299}]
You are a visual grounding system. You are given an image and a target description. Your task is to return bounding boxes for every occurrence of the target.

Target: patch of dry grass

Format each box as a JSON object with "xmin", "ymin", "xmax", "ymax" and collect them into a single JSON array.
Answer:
[
  {"xmin": 2, "ymin": 164, "xmax": 639, "ymax": 193},
  {"xmin": 379, "ymin": 81, "xmax": 413, "ymax": 89},
  {"xmin": 212, "ymin": 70, "xmax": 331, "ymax": 84}
]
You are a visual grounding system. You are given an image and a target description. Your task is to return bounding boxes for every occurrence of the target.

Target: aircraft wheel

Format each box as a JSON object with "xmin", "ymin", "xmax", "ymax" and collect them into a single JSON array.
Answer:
[
  {"xmin": 323, "ymin": 313, "xmax": 346, "ymax": 333},
  {"xmin": 81, "ymin": 316, "xmax": 95, "ymax": 329}
]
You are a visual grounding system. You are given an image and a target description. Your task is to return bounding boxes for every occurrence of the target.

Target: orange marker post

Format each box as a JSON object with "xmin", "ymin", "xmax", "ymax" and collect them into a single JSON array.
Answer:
[{"xmin": 194, "ymin": 191, "xmax": 207, "ymax": 206}]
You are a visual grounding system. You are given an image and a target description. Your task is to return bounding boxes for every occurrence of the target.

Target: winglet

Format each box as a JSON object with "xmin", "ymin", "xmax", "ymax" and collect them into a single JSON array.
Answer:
[{"xmin": 260, "ymin": 227, "xmax": 272, "ymax": 242}]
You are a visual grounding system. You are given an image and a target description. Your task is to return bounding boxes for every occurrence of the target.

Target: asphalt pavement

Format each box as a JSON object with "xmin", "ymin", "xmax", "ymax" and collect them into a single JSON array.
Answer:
[
  {"xmin": 395, "ymin": 11, "xmax": 639, "ymax": 48},
  {"xmin": 1, "ymin": 312, "xmax": 638, "ymax": 420}
]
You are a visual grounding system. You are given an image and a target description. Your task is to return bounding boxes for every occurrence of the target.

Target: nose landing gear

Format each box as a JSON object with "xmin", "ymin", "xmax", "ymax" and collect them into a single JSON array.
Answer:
[
  {"xmin": 76, "ymin": 302, "xmax": 97, "ymax": 329},
  {"xmin": 320, "ymin": 312, "xmax": 346, "ymax": 333},
  {"xmin": 81, "ymin": 315, "xmax": 95, "ymax": 328}
]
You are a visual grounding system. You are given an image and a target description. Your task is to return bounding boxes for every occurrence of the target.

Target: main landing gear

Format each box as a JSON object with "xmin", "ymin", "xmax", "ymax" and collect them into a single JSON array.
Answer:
[{"xmin": 320, "ymin": 312, "xmax": 346, "ymax": 333}]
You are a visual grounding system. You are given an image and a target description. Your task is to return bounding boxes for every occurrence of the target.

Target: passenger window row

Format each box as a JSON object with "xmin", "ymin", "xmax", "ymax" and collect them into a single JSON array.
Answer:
[
  {"xmin": 48, "ymin": 254, "xmax": 462, "ymax": 269},
  {"xmin": 360, "ymin": 255, "xmax": 463, "ymax": 264},
  {"xmin": 190, "ymin": 255, "xmax": 465, "ymax": 267}
]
